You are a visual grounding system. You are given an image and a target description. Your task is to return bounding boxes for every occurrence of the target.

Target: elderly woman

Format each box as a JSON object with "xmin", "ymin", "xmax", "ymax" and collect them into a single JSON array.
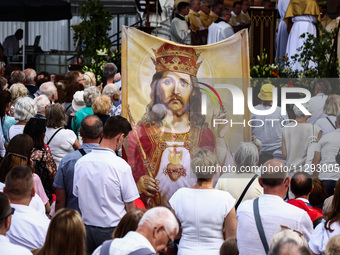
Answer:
[
  {"xmin": 315, "ymin": 94, "xmax": 340, "ymax": 135},
  {"xmin": 215, "ymin": 142, "xmax": 263, "ymax": 206},
  {"xmin": 282, "ymin": 102, "xmax": 322, "ymax": 171},
  {"xmin": 71, "ymin": 86, "xmax": 101, "ymax": 136},
  {"xmin": 84, "ymin": 71, "xmax": 96, "ymax": 88},
  {"xmin": 92, "ymin": 94, "xmax": 111, "ymax": 126},
  {"xmin": 8, "ymin": 97, "xmax": 37, "ymax": 140},
  {"xmin": 169, "ymin": 149, "xmax": 237, "ymax": 255},
  {"xmin": 44, "ymin": 104, "xmax": 80, "ymax": 168},
  {"xmin": 8, "ymin": 83, "xmax": 28, "ymax": 105}
]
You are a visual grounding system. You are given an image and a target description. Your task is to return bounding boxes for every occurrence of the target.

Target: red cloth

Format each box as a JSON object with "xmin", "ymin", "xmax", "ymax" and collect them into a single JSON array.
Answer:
[
  {"xmin": 126, "ymin": 125, "xmax": 215, "ymax": 184},
  {"xmin": 134, "ymin": 198, "xmax": 146, "ymax": 209},
  {"xmin": 287, "ymin": 199, "xmax": 324, "ymax": 222},
  {"xmin": 124, "ymin": 124, "xmax": 215, "ymax": 206}
]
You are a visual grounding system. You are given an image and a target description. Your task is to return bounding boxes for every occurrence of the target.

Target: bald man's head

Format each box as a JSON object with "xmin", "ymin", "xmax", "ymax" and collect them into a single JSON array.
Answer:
[{"xmin": 260, "ymin": 159, "xmax": 288, "ymax": 187}]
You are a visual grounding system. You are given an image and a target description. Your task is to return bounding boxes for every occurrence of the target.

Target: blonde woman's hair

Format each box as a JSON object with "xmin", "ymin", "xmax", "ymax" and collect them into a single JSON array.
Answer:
[
  {"xmin": 325, "ymin": 235, "xmax": 340, "ymax": 255},
  {"xmin": 35, "ymin": 209, "xmax": 86, "ymax": 255},
  {"xmin": 269, "ymin": 226, "xmax": 307, "ymax": 252},
  {"xmin": 92, "ymin": 95, "xmax": 111, "ymax": 115},
  {"xmin": 323, "ymin": 94, "xmax": 340, "ymax": 116},
  {"xmin": 84, "ymin": 72, "xmax": 96, "ymax": 88},
  {"xmin": 9, "ymin": 83, "xmax": 28, "ymax": 103}
]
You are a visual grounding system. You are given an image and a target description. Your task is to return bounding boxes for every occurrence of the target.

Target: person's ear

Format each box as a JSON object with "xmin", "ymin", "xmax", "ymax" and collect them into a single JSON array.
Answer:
[
  {"xmin": 31, "ymin": 187, "xmax": 36, "ymax": 198},
  {"xmin": 258, "ymin": 177, "xmax": 263, "ymax": 188},
  {"xmin": 5, "ymin": 214, "xmax": 11, "ymax": 231}
]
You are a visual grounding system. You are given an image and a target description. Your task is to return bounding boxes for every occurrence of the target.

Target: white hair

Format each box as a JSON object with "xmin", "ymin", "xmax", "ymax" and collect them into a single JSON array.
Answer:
[
  {"xmin": 34, "ymin": 94, "xmax": 50, "ymax": 113},
  {"xmin": 39, "ymin": 82, "xmax": 57, "ymax": 100},
  {"xmin": 234, "ymin": 142, "xmax": 259, "ymax": 171},
  {"xmin": 14, "ymin": 97, "xmax": 37, "ymax": 122},
  {"xmin": 103, "ymin": 83, "xmax": 120, "ymax": 98},
  {"xmin": 269, "ymin": 227, "xmax": 308, "ymax": 253},
  {"xmin": 138, "ymin": 206, "xmax": 179, "ymax": 234},
  {"xmin": 24, "ymin": 68, "xmax": 37, "ymax": 83},
  {"xmin": 84, "ymin": 86, "xmax": 101, "ymax": 106},
  {"xmin": 293, "ymin": 101, "xmax": 313, "ymax": 118}
]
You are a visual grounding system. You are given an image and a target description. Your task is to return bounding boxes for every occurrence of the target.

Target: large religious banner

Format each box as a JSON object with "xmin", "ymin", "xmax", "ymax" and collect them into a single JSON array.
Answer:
[{"xmin": 121, "ymin": 26, "xmax": 250, "ymax": 208}]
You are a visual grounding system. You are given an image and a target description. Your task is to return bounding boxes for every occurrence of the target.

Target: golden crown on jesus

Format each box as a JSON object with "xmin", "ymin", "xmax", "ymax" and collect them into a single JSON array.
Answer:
[{"xmin": 151, "ymin": 43, "xmax": 202, "ymax": 77}]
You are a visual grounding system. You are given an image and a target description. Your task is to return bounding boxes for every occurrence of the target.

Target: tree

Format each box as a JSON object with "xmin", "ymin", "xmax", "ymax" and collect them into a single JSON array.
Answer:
[{"xmin": 72, "ymin": 0, "xmax": 112, "ymax": 62}]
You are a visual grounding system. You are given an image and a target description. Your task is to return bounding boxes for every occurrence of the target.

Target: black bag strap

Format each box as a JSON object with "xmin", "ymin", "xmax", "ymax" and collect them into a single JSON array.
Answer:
[
  {"xmin": 79, "ymin": 148, "xmax": 87, "ymax": 156},
  {"xmin": 235, "ymin": 174, "xmax": 258, "ymax": 210},
  {"xmin": 47, "ymin": 128, "xmax": 62, "ymax": 145},
  {"xmin": 326, "ymin": 117, "xmax": 336, "ymax": 130},
  {"xmin": 253, "ymin": 198, "xmax": 269, "ymax": 254},
  {"xmin": 128, "ymin": 248, "xmax": 156, "ymax": 255},
  {"xmin": 65, "ymin": 104, "xmax": 72, "ymax": 112},
  {"xmin": 100, "ymin": 240, "xmax": 113, "ymax": 255}
]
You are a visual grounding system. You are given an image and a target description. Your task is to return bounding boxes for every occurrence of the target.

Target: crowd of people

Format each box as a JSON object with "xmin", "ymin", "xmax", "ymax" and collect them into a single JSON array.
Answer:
[
  {"xmin": 0, "ymin": 1, "xmax": 340, "ymax": 255},
  {"xmin": 0, "ymin": 62, "xmax": 339, "ymax": 255}
]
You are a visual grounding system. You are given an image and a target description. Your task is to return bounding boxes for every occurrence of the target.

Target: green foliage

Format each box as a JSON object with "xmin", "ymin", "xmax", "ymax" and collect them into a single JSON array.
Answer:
[
  {"xmin": 291, "ymin": 25, "xmax": 340, "ymax": 78},
  {"xmin": 82, "ymin": 47, "xmax": 120, "ymax": 83},
  {"xmin": 71, "ymin": 0, "xmax": 113, "ymax": 80}
]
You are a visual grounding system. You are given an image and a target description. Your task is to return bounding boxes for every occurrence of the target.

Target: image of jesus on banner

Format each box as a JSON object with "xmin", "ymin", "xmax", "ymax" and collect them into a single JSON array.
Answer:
[{"xmin": 122, "ymin": 27, "xmax": 250, "ymax": 208}]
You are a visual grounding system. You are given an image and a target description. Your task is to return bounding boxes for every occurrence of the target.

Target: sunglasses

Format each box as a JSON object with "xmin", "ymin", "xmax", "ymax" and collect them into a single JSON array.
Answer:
[
  {"xmin": 1, "ymin": 207, "xmax": 15, "ymax": 219},
  {"xmin": 162, "ymin": 228, "xmax": 174, "ymax": 247}
]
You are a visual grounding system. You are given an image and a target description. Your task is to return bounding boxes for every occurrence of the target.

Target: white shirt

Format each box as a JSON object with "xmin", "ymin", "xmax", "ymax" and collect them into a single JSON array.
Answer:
[
  {"xmin": 92, "ymin": 231, "xmax": 156, "ymax": 255},
  {"xmin": 7, "ymin": 204, "xmax": 50, "ymax": 250},
  {"xmin": 169, "ymin": 188, "xmax": 235, "ymax": 255},
  {"xmin": 215, "ymin": 173, "xmax": 263, "ymax": 204},
  {"xmin": 0, "ymin": 235, "xmax": 32, "ymax": 255},
  {"xmin": 170, "ymin": 15, "xmax": 191, "ymax": 45},
  {"xmin": 237, "ymin": 194, "xmax": 313, "ymax": 255},
  {"xmin": 8, "ymin": 124, "xmax": 25, "ymax": 141},
  {"xmin": 309, "ymin": 220, "xmax": 340, "ymax": 255},
  {"xmin": 315, "ymin": 116, "xmax": 336, "ymax": 136},
  {"xmin": 315, "ymin": 129, "xmax": 340, "ymax": 181},
  {"xmin": 307, "ymin": 93, "xmax": 328, "ymax": 124},
  {"xmin": 73, "ymin": 147, "xmax": 139, "ymax": 227},
  {"xmin": 207, "ymin": 19, "xmax": 234, "ymax": 44},
  {"xmin": 44, "ymin": 127, "xmax": 77, "ymax": 168}
]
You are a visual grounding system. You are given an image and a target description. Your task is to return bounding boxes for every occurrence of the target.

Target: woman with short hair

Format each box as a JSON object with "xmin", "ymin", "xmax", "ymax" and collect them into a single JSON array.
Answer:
[
  {"xmin": 8, "ymin": 97, "xmax": 37, "ymax": 140},
  {"xmin": 315, "ymin": 94, "xmax": 340, "ymax": 135},
  {"xmin": 169, "ymin": 149, "xmax": 237, "ymax": 255},
  {"xmin": 92, "ymin": 94, "xmax": 111, "ymax": 126},
  {"xmin": 44, "ymin": 104, "xmax": 80, "ymax": 168}
]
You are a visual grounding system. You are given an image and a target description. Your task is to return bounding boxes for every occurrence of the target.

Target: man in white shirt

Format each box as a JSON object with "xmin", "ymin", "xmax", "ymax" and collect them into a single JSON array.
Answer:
[
  {"xmin": 3, "ymin": 165, "xmax": 50, "ymax": 250},
  {"xmin": 207, "ymin": 8, "xmax": 234, "ymax": 44},
  {"xmin": 73, "ymin": 116, "xmax": 139, "ymax": 254},
  {"xmin": 92, "ymin": 207, "xmax": 179, "ymax": 255},
  {"xmin": 307, "ymin": 80, "xmax": 331, "ymax": 124},
  {"xmin": 237, "ymin": 159, "xmax": 313, "ymax": 255},
  {"xmin": 170, "ymin": 2, "xmax": 192, "ymax": 45},
  {"xmin": 0, "ymin": 192, "xmax": 32, "ymax": 255}
]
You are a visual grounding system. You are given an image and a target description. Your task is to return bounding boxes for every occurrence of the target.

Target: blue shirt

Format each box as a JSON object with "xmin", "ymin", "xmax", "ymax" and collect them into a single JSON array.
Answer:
[{"xmin": 53, "ymin": 143, "xmax": 99, "ymax": 212}]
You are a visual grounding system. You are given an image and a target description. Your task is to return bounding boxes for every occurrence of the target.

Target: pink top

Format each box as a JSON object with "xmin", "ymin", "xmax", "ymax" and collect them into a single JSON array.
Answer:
[{"xmin": 33, "ymin": 173, "xmax": 49, "ymax": 204}]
